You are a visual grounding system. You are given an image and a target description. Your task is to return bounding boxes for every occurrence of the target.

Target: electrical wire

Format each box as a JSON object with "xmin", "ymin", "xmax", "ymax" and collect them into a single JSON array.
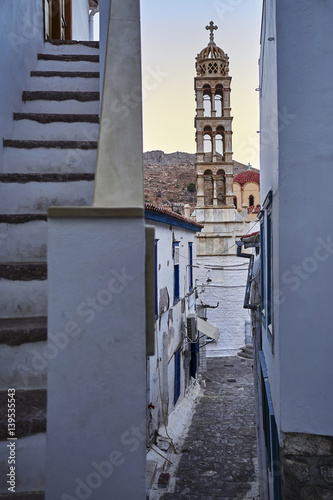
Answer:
[
  {"xmin": 197, "ymin": 283, "xmax": 246, "ymax": 288},
  {"xmin": 204, "ymin": 262, "xmax": 249, "ymax": 268},
  {"xmin": 201, "ymin": 267, "xmax": 247, "ymax": 273}
]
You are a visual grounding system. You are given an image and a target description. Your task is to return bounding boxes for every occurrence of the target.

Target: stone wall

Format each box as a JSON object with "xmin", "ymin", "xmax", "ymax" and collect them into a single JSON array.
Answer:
[{"xmin": 280, "ymin": 433, "xmax": 333, "ymax": 500}]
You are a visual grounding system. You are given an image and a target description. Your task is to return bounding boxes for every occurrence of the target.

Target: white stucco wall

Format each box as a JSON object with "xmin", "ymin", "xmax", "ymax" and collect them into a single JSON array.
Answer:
[
  {"xmin": 261, "ymin": 0, "xmax": 333, "ymax": 437},
  {"xmin": 259, "ymin": 0, "xmax": 281, "ymax": 434},
  {"xmin": 147, "ymin": 219, "xmax": 198, "ymax": 438},
  {"xmin": 194, "ymin": 206, "xmax": 259, "ymax": 356},
  {"xmin": 196, "ymin": 255, "xmax": 252, "ymax": 356},
  {"xmin": 0, "ymin": 0, "xmax": 44, "ymax": 171},
  {"xmin": 46, "ymin": 215, "xmax": 147, "ymax": 499},
  {"xmin": 71, "ymin": 0, "xmax": 90, "ymax": 40}
]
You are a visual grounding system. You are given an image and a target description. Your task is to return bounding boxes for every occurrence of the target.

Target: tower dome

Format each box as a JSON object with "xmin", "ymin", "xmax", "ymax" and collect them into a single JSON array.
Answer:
[{"xmin": 196, "ymin": 21, "xmax": 229, "ymax": 77}]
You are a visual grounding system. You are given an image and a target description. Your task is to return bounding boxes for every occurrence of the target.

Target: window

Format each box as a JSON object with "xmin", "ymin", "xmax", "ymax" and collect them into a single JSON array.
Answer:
[
  {"xmin": 155, "ymin": 239, "xmax": 158, "ymax": 318},
  {"xmin": 188, "ymin": 242, "xmax": 193, "ymax": 292},
  {"xmin": 173, "ymin": 242, "xmax": 180, "ymax": 303},
  {"xmin": 249, "ymin": 194, "xmax": 254, "ymax": 207},
  {"xmin": 233, "ymin": 196, "xmax": 238, "ymax": 208},
  {"xmin": 259, "ymin": 190, "xmax": 273, "ymax": 345}
]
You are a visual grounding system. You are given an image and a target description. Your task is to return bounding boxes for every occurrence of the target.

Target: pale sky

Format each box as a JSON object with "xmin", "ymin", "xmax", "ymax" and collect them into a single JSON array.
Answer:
[{"xmin": 140, "ymin": 0, "xmax": 262, "ymax": 168}]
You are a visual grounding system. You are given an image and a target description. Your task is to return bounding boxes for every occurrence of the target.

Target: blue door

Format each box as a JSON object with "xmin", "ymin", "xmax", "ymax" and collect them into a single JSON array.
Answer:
[{"xmin": 174, "ymin": 347, "xmax": 181, "ymax": 405}]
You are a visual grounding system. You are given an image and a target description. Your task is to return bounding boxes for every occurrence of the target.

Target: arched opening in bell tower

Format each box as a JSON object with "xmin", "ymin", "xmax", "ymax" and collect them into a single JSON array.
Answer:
[
  {"xmin": 203, "ymin": 126, "xmax": 213, "ymax": 161},
  {"xmin": 216, "ymin": 169, "xmax": 226, "ymax": 205},
  {"xmin": 204, "ymin": 169, "xmax": 213, "ymax": 205},
  {"xmin": 215, "ymin": 84, "xmax": 223, "ymax": 117},
  {"xmin": 203, "ymin": 84, "xmax": 212, "ymax": 117},
  {"xmin": 215, "ymin": 126, "xmax": 224, "ymax": 159}
]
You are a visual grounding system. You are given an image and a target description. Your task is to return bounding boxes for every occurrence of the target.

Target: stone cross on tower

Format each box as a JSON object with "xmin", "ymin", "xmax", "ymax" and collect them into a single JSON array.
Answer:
[{"xmin": 206, "ymin": 21, "xmax": 218, "ymax": 43}]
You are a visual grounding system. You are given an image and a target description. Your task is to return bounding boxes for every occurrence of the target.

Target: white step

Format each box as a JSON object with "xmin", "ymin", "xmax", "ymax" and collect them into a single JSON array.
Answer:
[
  {"xmin": 4, "ymin": 145, "xmax": 97, "ymax": 174},
  {"xmin": 36, "ymin": 58, "xmax": 99, "ymax": 72},
  {"xmin": 44, "ymin": 40, "xmax": 99, "ymax": 55},
  {"xmin": 28, "ymin": 75, "xmax": 99, "ymax": 92},
  {"xmin": 0, "ymin": 219, "xmax": 47, "ymax": 262},
  {"xmin": 0, "ymin": 342, "xmax": 47, "ymax": 390},
  {"xmin": 0, "ymin": 279, "xmax": 47, "ymax": 318},
  {"xmin": 0, "ymin": 434, "xmax": 45, "ymax": 493},
  {"xmin": 13, "ymin": 116, "xmax": 99, "ymax": 141},
  {"xmin": 22, "ymin": 97, "xmax": 99, "ymax": 114},
  {"xmin": 0, "ymin": 178, "xmax": 94, "ymax": 213}
]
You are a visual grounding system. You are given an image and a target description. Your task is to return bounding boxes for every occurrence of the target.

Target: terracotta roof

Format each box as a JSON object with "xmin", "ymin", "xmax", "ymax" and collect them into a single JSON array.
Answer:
[
  {"xmin": 233, "ymin": 170, "xmax": 260, "ymax": 186},
  {"xmin": 247, "ymin": 205, "xmax": 261, "ymax": 214},
  {"xmin": 145, "ymin": 203, "xmax": 203, "ymax": 229}
]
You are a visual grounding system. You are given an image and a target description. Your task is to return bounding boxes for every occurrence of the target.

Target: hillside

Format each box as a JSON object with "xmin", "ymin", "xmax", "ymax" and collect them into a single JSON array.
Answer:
[{"xmin": 143, "ymin": 150, "xmax": 258, "ymax": 213}]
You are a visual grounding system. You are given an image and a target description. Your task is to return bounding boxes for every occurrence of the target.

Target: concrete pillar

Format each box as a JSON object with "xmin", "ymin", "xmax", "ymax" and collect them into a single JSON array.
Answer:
[
  {"xmin": 225, "ymin": 173, "xmax": 233, "ymax": 195},
  {"xmin": 224, "ymin": 131, "xmax": 233, "ymax": 162},
  {"xmin": 213, "ymin": 178, "xmax": 218, "ymax": 205},
  {"xmin": 196, "ymin": 88, "xmax": 204, "ymax": 117},
  {"xmin": 45, "ymin": 209, "xmax": 147, "ymax": 499},
  {"xmin": 94, "ymin": 0, "xmax": 144, "ymax": 209},
  {"xmin": 197, "ymin": 132, "xmax": 204, "ymax": 154},
  {"xmin": 211, "ymin": 91, "xmax": 216, "ymax": 117},
  {"xmin": 196, "ymin": 174, "xmax": 205, "ymax": 206},
  {"xmin": 223, "ymin": 89, "xmax": 231, "ymax": 117},
  {"xmin": 212, "ymin": 134, "xmax": 217, "ymax": 162},
  {"xmin": 196, "ymin": 131, "xmax": 204, "ymax": 163},
  {"xmin": 225, "ymin": 174, "xmax": 234, "ymax": 206},
  {"xmin": 225, "ymin": 130, "xmax": 232, "ymax": 152}
]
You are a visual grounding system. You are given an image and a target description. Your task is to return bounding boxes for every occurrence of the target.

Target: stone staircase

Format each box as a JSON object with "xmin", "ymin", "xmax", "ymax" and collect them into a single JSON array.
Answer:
[
  {"xmin": 237, "ymin": 344, "xmax": 254, "ymax": 360},
  {"xmin": 0, "ymin": 40, "xmax": 99, "ymax": 498}
]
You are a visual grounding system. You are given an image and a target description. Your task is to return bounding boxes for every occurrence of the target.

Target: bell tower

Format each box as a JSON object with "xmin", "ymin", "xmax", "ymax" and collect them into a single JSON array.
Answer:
[
  {"xmin": 194, "ymin": 24, "xmax": 258, "ymax": 357},
  {"xmin": 195, "ymin": 22, "xmax": 234, "ymax": 212}
]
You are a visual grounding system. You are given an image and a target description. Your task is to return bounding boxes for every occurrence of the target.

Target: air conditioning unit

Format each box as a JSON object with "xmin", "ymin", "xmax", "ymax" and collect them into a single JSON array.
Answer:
[{"xmin": 187, "ymin": 313, "xmax": 197, "ymax": 342}]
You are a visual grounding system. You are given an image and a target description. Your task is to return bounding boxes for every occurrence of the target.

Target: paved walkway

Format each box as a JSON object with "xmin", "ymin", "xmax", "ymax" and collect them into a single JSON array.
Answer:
[{"xmin": 161, "ymin": 357, "xmax": 259, "ymax": 499}]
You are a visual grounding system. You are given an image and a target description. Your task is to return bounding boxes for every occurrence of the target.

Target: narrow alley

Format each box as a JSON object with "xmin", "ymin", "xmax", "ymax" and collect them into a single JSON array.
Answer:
[{"xmin": 159, "ymin": 357, "xmax": 259, "ymax": 500}]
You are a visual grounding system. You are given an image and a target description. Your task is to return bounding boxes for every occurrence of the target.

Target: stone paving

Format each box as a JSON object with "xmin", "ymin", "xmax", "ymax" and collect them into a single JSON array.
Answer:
[{"xmin": 161, "ymin": 356, "xmax": 259, "ymax": 499}]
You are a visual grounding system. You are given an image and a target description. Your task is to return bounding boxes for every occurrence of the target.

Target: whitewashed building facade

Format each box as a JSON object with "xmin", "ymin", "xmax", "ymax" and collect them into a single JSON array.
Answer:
[
  {"xmin": 145, "ymin": 204, "xmax": 202, "ymax": 443},
  {"xmin": 255, "ymin": 1, "xmax": 333, "ymax": 498}
]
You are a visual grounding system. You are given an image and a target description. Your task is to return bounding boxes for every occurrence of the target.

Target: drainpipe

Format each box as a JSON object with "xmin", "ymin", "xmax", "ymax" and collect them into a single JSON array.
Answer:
[
  {"xmin": 236, "ymin": 240, "xmax": 257, "ymax": 310},
  {"xmin": 89, "ymin": 5, "xmax": 99, "ymax": 41}
]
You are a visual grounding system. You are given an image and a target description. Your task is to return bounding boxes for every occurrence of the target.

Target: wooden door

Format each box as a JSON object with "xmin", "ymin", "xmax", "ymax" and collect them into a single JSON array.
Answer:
[
  {"xmin": 44, "ymin": 0, "xmax": 52, "ymax": 39},
  {"xmin": 44, "ymin": 0, "xmax": 72, "ymax": 40}
]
